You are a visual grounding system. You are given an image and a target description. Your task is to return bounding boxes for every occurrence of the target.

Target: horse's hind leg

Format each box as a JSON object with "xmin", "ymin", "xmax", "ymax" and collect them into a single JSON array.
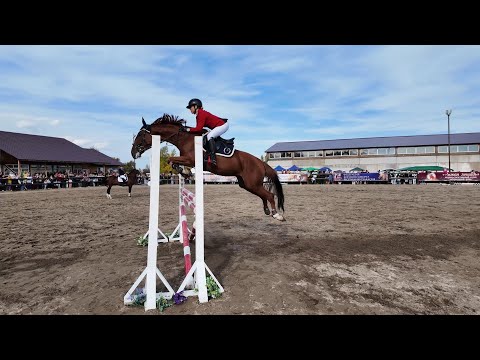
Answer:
[
  {"xmin": 262, "ymin": 199, "xmax": 270, "ymax": 215},
  {"xmin": 106, "ymin": 186, "xmax": 112, "ymax": 199},
  {"xmin": 242, "ymin": 179, "xmax": 285, "ymax": 221},
  {"xmin": 237, "ymin": 175, "xmax": 270, "ymax": 215},
  {"xmin": 263, "ymin": 187, "xmax": 285, "ymax": 221},
  {"xmin": 259, "ymin": 186, "xmax": 284, "ymax": 220},
  {"xmin": 128, "ymin": 185, "xmax": 132, "ymax": 197},
  {"xmin": 238, "ymin": 175, "xmax": 269, "ymax": 215},
  {"xmin": 262, "ymin": 182, "xmax": 275, "ymax": 215}
]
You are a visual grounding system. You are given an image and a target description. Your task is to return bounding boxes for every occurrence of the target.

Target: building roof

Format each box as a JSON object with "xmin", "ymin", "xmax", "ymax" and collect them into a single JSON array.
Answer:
[
  {"xmin": 0, "ymin": 130, "xmax": 123, "ymax": 165},
  {"xmin": 265, "ymin": 132, "xmax": 480, "ymax": 152}
]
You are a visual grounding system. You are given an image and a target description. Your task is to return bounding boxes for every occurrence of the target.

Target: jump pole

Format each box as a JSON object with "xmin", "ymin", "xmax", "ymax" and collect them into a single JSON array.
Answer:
[{"xmin": 168, "ymin": 175, "xmax": 191, "ymax": 243}]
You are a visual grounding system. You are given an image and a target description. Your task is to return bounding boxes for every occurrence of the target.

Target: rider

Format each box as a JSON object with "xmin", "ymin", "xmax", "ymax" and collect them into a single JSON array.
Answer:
[
  {"xmin": 184, "ymin": 98, "xmax": 229, "ymax": 166},
  {"xmin": 118, "ymin": 166, "xmax": 128, "ymax": 182}
]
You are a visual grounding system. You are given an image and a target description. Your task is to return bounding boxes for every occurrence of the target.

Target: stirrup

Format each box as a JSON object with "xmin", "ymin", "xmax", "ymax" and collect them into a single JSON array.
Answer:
[{"xmin": 208, "ymin": 154, "xmax": 217, "ymax": 166}]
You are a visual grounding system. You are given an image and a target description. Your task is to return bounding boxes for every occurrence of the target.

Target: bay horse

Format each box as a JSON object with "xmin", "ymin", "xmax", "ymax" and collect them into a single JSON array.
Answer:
[
  {"xmin": 131, "ymin": 114, "xmax": 285, "ymax": 221},
  {"xmin": 106, "ymin": 169, "xmax": 141, "ymax": 199}
]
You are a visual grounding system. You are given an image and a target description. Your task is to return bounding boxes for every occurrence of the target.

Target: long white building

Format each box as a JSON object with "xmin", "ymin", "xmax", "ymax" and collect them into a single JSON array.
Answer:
[{"xmin": 265, "ymin": 132, "xmax": 480, "ymax": 172}]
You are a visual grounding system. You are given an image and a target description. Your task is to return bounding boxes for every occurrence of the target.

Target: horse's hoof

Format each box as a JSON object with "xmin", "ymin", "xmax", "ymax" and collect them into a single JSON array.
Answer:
[
  {"xmin": 264, "ymin": 208, "xmax": 271, "ymax": 216},
  {"xmin": 272, "ymin": 213, "xmax": 286, "ymax": 221}
]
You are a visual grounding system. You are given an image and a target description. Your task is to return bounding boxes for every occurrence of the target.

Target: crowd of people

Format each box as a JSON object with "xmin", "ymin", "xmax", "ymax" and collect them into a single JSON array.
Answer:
[
  {"xmin": 0, "ymin": 167, "xmax": 171, "ymax": 191},
  {"xmin": 0, "ymin": 170, "xmax": 109, "ymax": 191}
]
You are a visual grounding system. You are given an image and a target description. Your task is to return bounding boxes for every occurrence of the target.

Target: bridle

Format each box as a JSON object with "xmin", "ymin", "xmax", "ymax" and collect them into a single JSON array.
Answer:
[
  {"xmin": 133, "ymin": 128, "xmax": 150, "ymax": 156},
  {"xmin": 134, "ymin": 123, "xmax": 187, "ymax": 156}
]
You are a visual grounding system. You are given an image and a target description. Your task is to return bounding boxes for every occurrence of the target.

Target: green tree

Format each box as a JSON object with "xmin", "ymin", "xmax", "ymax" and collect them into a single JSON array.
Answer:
[
  {"xmin": 160, "ymin": 146, "xmax": 177, "ymax": 174},
  {"xmin": 123, "ymin": 160, "xmax": 136, "ymax": 172}
]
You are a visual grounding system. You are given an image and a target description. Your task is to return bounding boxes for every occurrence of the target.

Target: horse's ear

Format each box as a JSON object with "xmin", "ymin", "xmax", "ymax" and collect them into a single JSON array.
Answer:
[{"xmin": 142, "ymin": 117, "xmax": 147, "ymax": 127}]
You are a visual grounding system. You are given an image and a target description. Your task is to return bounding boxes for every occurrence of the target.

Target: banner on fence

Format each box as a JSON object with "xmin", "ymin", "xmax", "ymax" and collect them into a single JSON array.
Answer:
[
  {"xmin": 203, "ymin": 172, "xmax": 238, "ymax": 183},
  {"xmin": 277, "ymin": 173, "xmax": 309, "ymax": 183},
  {"xmin": 333, "ymin": 172, "xmax": 389, "ymax": 182},
  {"xmin": 416, "ymin": 171, "xmax": 480, "ymax": 182}
]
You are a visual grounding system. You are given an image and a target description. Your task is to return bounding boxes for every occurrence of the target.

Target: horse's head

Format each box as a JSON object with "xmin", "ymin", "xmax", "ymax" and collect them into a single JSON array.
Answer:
[
  {"xmin": 131, "ymin": 114, "xmax": 188, "ymax": 159},
  {"xmin": 131, "ymin": 117, "xmax": 152, "ymax": 159}
]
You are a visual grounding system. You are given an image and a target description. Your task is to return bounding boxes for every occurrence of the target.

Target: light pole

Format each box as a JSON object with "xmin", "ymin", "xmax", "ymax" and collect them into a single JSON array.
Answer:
[{"xmin": 446, "ymin": 109, "xmax": 452, "ymax": 172}]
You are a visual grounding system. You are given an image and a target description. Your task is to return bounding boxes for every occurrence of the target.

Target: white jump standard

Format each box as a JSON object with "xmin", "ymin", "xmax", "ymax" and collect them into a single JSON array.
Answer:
[
  {"xmin": 124, "ymin": 135, "xmax": 175, "ymax": 310},
  {"xmin": 176, "ymin": 136, "xmax": 224, "ymax": 303},
  {"xmin": 124, "ymin": 135, "xmax": 224, "ymax": 310}
]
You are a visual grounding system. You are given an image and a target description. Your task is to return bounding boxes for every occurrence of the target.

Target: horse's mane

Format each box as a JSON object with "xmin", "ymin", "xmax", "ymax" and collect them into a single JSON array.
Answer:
[{"xmin": 152, "ymin": 113, "xmax": 186, "ymax": 127}]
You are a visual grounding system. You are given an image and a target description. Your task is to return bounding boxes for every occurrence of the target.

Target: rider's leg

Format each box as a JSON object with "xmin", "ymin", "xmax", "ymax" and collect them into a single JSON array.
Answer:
[
  {"xmin": 206, "ymin": 123, "xmax": 229, "ymax": 166},
  {"xmin": 207, "ymin": 122, "xmax": 229, "ymax": 140}
]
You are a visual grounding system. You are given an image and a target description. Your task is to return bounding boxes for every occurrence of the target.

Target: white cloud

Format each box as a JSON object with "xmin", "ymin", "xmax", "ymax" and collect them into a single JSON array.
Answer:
[
  {"xmin": 64, "ymin": 137, "xmax": 90, "ymax": 147},
  {"xmin": 91, "ymin": 142, "xmax": 109, "ymax": 150},
  {"xmin": 16, "ymin": 120, "xmax": 36, "ymax": 128}
]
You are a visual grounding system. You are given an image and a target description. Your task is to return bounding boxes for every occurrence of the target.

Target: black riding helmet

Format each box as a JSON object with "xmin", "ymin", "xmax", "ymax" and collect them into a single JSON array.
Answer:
[{"xmin": 186, "ymin": 98, "xmax": 203, "ymax": 109}]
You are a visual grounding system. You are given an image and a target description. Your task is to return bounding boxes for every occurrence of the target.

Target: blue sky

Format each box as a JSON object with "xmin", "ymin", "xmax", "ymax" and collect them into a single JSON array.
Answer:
[{"xmin": 1, "ymin": 45, "xmax": 479, "ymax": 170}]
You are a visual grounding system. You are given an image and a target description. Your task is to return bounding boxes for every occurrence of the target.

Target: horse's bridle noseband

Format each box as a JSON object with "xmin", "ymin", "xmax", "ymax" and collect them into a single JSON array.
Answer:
[
  {"xmin": 134, "ymin": 124, "xmax": 185, "ymax": 156},
  {"xmin": 133, "ymin": 128, "xmax": 150, "ymax": 156}
]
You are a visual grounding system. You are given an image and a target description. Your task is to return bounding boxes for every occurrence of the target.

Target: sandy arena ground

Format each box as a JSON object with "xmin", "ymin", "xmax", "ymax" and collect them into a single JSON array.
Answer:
[{"xmin": 1, "ymin": 183, "xmax": 479, "ymax": 315}]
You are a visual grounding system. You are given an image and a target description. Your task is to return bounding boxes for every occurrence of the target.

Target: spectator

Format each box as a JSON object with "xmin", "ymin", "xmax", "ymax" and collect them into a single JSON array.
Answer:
[{"xmin": 43, "ymin": 178, "xmax": 51, "ymax": 189}]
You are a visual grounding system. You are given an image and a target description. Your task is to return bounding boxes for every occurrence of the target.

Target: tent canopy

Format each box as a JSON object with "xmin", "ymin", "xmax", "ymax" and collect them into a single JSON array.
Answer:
[
  {"xmin": 349, "ymin": 167, "xmax": 365, "ymax": 172},
  {"xmin": 399, "ymin": 165, "xmax": 450, "ymax": 171},
  {"xmin": 273, "ymin": 165, "xmax": 286, "ymax": 171},
  {"xmin": 318, "ymin": 166, "xmax": 332, "ymax": 172},
  {"xmin": 303, "ymin": 166, "xmax": 318, "ymax": 171},
  {"xmin": 287, "ymin": 165, "xmax": 302, "ymax": 171}
]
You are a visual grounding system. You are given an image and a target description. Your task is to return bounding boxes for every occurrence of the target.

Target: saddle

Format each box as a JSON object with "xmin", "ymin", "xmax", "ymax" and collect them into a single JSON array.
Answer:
[{"xmin": 202, "ymin": 136, "xmax": 235, "ymax": 158}]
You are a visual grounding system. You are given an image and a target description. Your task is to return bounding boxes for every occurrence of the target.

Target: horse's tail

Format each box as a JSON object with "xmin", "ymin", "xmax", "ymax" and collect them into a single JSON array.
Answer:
[{"xmin": 264, "ymin": 163, "xmax": 285, "ymax": 212}]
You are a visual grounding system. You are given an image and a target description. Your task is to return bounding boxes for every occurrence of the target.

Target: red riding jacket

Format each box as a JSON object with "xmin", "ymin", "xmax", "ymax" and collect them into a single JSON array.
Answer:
[{"xmin": 189, "ymin": 108, "xmax": 226, "ymax": 133}]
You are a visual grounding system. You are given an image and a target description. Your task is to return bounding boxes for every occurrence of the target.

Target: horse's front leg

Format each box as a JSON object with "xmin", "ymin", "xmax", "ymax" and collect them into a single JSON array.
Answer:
[
  {"xmin": 168, "ymin": 156, "xmax": 194, "ymax": 167},
  {"xmin": 168, "ymin": 156, "xmax": 194, "ymax": 177}
]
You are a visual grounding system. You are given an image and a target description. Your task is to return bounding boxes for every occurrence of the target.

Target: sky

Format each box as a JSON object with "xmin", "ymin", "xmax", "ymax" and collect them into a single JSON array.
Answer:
[{"xmin": 1, "ymin": 45, "xmax": 479, "ymax": 170}]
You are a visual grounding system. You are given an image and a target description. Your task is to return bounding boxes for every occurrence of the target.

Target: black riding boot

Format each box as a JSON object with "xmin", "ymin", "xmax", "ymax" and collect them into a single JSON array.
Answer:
[{"xmin": 207, "ymin": 138, "xmax": 217, "ymax": 166}]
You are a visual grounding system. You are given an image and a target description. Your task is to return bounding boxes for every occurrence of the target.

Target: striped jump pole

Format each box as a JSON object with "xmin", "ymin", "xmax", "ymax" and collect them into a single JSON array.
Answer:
[
  {"xmin": 167, "ymin": 174, "xmax": 196, "ymax": 288},
  {"xmin": 181, "ymin": 187, "xmax": 195, "ymax": 203},
  {"xmin": 179, "ymin": 179, "xmax": 193, "ymax": 289},
  {"xmin": 180, "ymin": 186, "xmax": 196, "ymax": 253},
  {"xmin": 168, "ymin": 176, "xmax": 193, "ymax": 243},
  {"xmin": 177, "ymin": 136, "xmax": 224, "ymax": 303},
  {"xmin": 181, "ymin": 188, "xmax": 196, "ymax": 212}
]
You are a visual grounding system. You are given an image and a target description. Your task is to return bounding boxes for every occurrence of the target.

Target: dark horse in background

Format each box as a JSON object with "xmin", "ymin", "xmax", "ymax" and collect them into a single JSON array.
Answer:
[
  {"xmin": 106, "ymin": 169, "xmax": 141, "ymax": 199},
  {"xmin": 131, "ymin": 114, "xmax": 285, "ymax": 221}
]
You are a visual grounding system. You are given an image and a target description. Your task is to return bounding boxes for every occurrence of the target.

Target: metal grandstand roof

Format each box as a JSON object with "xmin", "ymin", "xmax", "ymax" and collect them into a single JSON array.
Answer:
[
  {"xmin": 0, "ymin": 130, "xmax": 123, "ymax": 165},
  {"xmin": 265, "ymin": 133, "xmax": 480, "ymax": 152}
]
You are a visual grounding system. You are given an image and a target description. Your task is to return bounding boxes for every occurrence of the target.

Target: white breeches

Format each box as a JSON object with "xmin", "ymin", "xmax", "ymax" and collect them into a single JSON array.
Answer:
[{"xmin": 207, "ymin": 122, "xmax": 229, "ymax": 141}]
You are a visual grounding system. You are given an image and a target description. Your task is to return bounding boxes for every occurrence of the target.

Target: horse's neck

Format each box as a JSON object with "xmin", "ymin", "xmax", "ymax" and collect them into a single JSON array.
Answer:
[{"xmin": 164, "ymin": 132, "xmax": 193, "ymax": 154}]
